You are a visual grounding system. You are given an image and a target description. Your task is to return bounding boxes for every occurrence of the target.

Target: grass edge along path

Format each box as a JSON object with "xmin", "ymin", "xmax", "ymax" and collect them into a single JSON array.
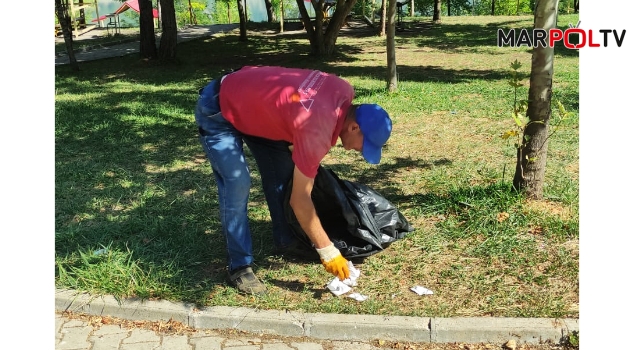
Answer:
[{"xmin": 55, "ymin": 14, "xmax": 579, "ymax": 319}]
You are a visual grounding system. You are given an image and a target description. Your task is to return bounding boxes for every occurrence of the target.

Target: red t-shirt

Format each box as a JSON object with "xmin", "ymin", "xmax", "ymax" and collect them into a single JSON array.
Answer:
[{"xmin": 219, "ymin": 66, "xmax": 354, "ymax": 178}]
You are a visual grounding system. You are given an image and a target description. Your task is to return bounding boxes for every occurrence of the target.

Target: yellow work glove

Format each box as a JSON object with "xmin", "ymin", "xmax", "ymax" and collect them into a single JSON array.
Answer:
[{"xmin": 316, "ymin": 244, "xmax": 350, "ymax": 281}]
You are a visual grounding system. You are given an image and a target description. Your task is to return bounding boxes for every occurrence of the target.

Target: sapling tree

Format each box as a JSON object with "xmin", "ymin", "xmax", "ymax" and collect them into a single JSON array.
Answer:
[
  {"xmin": 502, "ymin": 59, "xmax": 570, "ymax": 198},
  {"xmin": 511, "ymin": 0, "xmax": 560, "ymax": 199}
]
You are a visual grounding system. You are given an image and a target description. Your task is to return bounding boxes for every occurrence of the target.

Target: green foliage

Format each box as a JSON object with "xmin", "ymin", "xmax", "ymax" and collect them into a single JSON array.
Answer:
[
  {"xmin": 558, "ymin": 0, "xmax": 579, "ymax": 14},
  {"xmin": 501, "ymin": 59, "xmax": 572, "ymax": 164},
  {"xmin": 273, "ymin": 0, "xmax": 306, "ymax": 20},
  {"xmin": 211, "ymin": 0, "xmax": 241, "ymax": 25},
  {"xmin": 352, "ymin": 0, "xmax": 475, "ymax": 18},
  {"xmin": 175, "ymin": 2, "xmax": 192, "ymax": 25},
  {"xmin": 500, "ymin": 59, "xmax": 529, "ymax": 148},
  {"xmin": 352, "ymin": 0, "xmax": 379, "ymax": 18},
  {"xmin": 479, "ymin": 0, "xmax": 563, "ymax": 16},
  {"xmin": 567, "ymin": 330, "xmax": 579, "ymax": 348}
]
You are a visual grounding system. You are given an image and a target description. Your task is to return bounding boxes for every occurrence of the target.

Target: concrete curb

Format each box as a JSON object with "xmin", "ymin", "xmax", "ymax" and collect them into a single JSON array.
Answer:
[{"xmin": 55, "ymin": 289, "xmax": 578, "ymax": 345}]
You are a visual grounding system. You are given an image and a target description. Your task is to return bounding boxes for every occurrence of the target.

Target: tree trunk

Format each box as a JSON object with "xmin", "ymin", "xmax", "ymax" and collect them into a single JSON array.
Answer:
[
  {"xmin": 515, "ymin": 0, "xmax": 520, "ymax": 14},
  {"xmin": 264, "ymin": 0, "xmax": 275, "ymax": 22},
  {"xmin": 386, "ymin": 0, "xmax": 397, "ymax": 92},
  {"xmin": 410, "ymin": 0, "xmax": 414, "ymax": 16},
  {"xmin": 188, "ymin": 0, "xmax": 194, "ymax": 24},
  {"xmin": 378, "ymin": 0, "xmax": 387, "ymax": 36},
  {"xmin": 237, "ymin": 0, "xmax": 248, "ymax": 41},
  {"xmin": 78, "ymin": 0, "xmax": 86, "ymax": 27},
  {"xmin": 139, "ymin": 0, "xmax": 157, "ymax": 59},
  {"xmin": 371, "ymin": 0, "xmax": 376, "ymax": 19},
  {"xmin": 433, "ymin": 0, "xmax": 441, "ymax": 23},
  {"xmin": 159, "ymin": 0, "xmax": 178, "ymax": 61},
  {"xmin": 447, "ymin": 0, "xmax": 450, "ymax": 16},
  {"xmin": 491, "ymin": 0, "xmax": 495, "ymax": 15},
  {"xmin": 295, "ymin": 0, "xmax": 358, "ymax": 56},
  {"xmin": 55, "ymin": 0, "xmax": 79, "ymax": 71},
  {"xmin": 512, "ymin": 0, "xmax": 559, "ymax": 199},
  {"xmin": 280, "ymin": 0, "xmax": 284, "ymax": 32}
]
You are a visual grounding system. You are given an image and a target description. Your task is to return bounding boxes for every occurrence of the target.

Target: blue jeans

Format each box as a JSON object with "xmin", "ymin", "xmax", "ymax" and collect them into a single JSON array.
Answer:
[{"xmin": 195, "ymin": 78, "xmax": 296, "ymax": 272}]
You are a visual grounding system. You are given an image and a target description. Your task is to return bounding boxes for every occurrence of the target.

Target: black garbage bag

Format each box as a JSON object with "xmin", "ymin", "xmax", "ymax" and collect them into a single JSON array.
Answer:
[{"xmin": 284, "ymin": 165, "xmax": 414, "ymax": 259}]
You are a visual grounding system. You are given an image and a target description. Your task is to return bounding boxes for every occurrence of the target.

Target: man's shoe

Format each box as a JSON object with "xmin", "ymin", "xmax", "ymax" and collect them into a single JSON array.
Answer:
[
  {"xmin": 227, "ymin": 266, "xmax": 267, "ymax": 295},
  {"xmin": 273, "ymin": 239, "xmax": 319, "ymax": 262}
]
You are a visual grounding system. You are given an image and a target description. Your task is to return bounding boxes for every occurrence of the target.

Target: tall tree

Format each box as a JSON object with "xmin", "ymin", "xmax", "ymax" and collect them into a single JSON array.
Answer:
[
  {"xmin": 264, "ymin": 0, "xmax": 276, "ymax": 22},
  {"xmin": 386, "ymin": 0, "xmax": 398, "ymax": 92},
  {"xmin": 280, "ymin": 0, "xmax": 285, "ymax": 32},
  {"xmin": 295, "ymin": 0, "xmax": 358, "ymax": 56},
  {"xmin": 237, "ymin": 0, "xmax": 248, "ymax": 41},
  {"xmin": 512, "ymin": 0, "xmax": 560, "ymax": 199},
  {"xmin": 433, "ymin": 0, "xmax": 441, "ymax": 23},
  {"xmin": 378, "ymin": 0, "xmax": 387, "ymax": 36},
  {"xmin": 54, "ymin": 0, "xmax": 79, "ymax": 71},
  {"xmin": 159, "ymin": 0, "xmax": 178, "ymax": 61},
  {"xmin": 222, "ymin": 0, "xmax": 233, "ymax": 23},
  {"xmin": 188, "ymin": 0, "xmax": 197, "ymax": 24},
  {"xmin": 139, "ymin": 0, "xmax": 157, "ymax": 59}
]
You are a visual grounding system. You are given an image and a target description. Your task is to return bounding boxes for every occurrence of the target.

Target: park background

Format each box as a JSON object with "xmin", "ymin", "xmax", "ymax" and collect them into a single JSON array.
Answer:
[{"xmin": 56, "ymin": 0, "xmax": 579, "ymax": 32}]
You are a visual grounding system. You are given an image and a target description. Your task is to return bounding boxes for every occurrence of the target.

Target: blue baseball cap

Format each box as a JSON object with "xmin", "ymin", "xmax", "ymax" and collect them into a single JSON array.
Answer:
[{"xmin": 355, "ymin": 104, "xmax": 392, "ymax": 164}]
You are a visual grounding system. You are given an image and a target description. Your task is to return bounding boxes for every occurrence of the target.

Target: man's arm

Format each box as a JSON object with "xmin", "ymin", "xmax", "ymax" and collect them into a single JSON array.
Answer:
[{"xmin": 289, "ymin": 166, "xmax": 350, "ymax": 280}]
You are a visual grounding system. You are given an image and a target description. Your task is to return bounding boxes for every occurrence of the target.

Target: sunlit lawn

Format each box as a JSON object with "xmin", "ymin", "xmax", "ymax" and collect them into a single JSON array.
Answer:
[{"xmin": 55, "ymin": 14, "xmax": 579, "ymax": 318}]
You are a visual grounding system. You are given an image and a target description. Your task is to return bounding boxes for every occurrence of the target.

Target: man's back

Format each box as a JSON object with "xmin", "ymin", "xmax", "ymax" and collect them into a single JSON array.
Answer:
[{"xmin": 219, "ymin": 65, "xmax": 355, "ymax": 178}]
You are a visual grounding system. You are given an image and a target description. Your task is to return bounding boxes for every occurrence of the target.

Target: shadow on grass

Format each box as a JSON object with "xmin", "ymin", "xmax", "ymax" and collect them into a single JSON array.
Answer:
[
  {"xmin": 325, "ymin": 156, "xmax": 452, "ymax": 202},
  {"xmin": 266, "ymin": 279, "xmax": 325, "ymax": 297},
  {"xmin": 55, "ymin": 16, "xmax": 578, "ymax": 307},
  {"xmin": 367, "ymin": 18, "xmax": 579, "ymax": 58},
  {"xmin": 52, "ymin": 74, "xmax": 483, "ymax": 304},
  {"xmin": 55, "ymin": 77, "xmax": 285, "ymax": 304},
  {"xmin": 55, "ymin": 16, "xmax": 577, "ymax": 84}
]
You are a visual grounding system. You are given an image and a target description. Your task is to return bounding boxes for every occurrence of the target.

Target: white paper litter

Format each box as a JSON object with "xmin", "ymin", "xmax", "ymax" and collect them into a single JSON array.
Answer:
[
  {"xmin": 348, "ymin": 293, "xmax": 368, "ymax": 301},
  {"xmin": 327, "ymin": 278, "xmax": 352, "ymax": 296},
  {"xmin": 380, "ymin": 234, "xmax": 393, "ymax": 243},
  {"xmin": 410, "ymin": 285, "xmax": 434, "ymax": 296},
  {"xmin": 343, "ymin": 261, "xmax": 360, "ymax": 285},
  {"xmin": 327, "ymin": 261, "xmax": 362, "ymax": 297}
]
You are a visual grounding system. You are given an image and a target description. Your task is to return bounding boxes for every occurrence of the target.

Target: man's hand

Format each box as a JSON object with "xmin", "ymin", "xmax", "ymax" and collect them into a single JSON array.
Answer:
[
  {"xmin": 322, "ymin": 255, "xmax": 350, "ymax": 280},
  {"xmin": 316, "ymin": 244, "xmax": 350, "ymax": 280},
  {"xmin": 289, "ymin": 166, "xmax": 350, "ymax": 280}
]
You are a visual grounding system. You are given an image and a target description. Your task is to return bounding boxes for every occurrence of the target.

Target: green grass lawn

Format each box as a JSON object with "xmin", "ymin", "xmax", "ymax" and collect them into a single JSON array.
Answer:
[{"xmin": 55, "ymin": 14, "xmax": 579, "ymax": 318}]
